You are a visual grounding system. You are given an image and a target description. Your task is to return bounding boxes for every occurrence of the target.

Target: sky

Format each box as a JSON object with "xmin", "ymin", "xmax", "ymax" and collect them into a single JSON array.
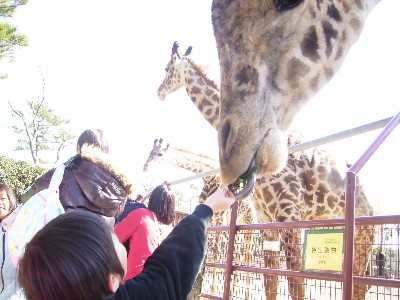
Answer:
[{"xmin": 0, "ymin": 0, "xmax": 399, "ymax": 214}]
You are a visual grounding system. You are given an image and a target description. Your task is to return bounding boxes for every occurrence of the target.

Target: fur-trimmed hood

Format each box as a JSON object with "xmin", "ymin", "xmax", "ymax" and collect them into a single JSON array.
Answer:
[
  {"xmin": 79, "ymin": 145, "xmax": 135, "ymax": 197},
  {"xmin": 20, "ymin": 145, "xmax": 136, "ymax": 218}
]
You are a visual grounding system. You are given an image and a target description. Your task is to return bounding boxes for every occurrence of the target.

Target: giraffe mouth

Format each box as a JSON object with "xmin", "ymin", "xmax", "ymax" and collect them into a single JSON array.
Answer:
[{"xmin": 228, "ymin": 156, "xmax": 257, "ymax": 201}]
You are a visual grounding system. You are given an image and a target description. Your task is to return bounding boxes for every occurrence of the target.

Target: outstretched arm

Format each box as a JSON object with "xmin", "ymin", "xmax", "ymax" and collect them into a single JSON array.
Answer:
[{"xmin": 110, "ymin": 188, "xmax": 235, "ymax": 300}]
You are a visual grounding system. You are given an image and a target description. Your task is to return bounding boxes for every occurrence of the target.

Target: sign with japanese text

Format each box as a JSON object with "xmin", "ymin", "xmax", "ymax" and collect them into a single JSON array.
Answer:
[{"xmin": 303, "ymin": 229, "xmax": 344, "ymax": 272}]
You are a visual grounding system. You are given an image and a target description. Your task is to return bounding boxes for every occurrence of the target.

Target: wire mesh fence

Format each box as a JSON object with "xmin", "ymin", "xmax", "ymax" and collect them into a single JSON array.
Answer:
[{"xmin": 199, "ymin": 220, "xmax": 400, "ymax": 299}]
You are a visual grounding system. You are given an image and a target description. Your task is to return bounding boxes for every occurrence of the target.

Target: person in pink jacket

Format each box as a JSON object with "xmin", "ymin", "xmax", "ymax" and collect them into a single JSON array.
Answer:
[{"xmin": 114, "ymin": 183, "xmax": 175, "ymax": 281}]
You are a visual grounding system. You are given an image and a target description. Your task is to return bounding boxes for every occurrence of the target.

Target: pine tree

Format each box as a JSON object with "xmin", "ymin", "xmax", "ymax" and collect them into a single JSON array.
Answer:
[
  {"xmin": 9, "ymin": 76, "xmax": 75, "ymax": 166},
  {"xmin": 0, "ymin": 0, "xmax": 29, "ymax": 78}
]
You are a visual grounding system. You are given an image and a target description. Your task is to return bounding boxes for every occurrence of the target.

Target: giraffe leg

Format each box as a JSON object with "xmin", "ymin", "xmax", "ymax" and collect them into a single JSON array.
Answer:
[
  {"xmin": 353, "ymin": 225, "xmax": 375, "ymax": 300},
  {"xmin": 282, "ymin": 229, "xmax": 305, "ymax": 300},
  {"xmin": 232, "ymin": 229, "xmax": 254, "ymax": 299},
  {"xmin": 263, "ymin": 230, "xmax": 280, "ymax": 300}
]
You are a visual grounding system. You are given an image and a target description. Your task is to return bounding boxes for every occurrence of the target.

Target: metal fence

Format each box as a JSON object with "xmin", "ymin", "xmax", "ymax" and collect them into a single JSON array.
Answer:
[
  {"xmin": 201, "ymin": 216, "xmax": 400, "ymax": 299},
  {"xmin": 197, "ymin": 113, "xmax": 400, "ymax": 299}
]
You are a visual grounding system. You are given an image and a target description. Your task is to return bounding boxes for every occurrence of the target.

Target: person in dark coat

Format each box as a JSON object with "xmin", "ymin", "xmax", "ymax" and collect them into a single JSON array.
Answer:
[
  {"xmin": 376, "ymin": 247, "xmax": 386, "ymax": 277},
  {"xmin": 17, "ymin": 188, "xmax": 235, "ymax": 300},
  {"xmin": 20, "ymin": 129, "xmax": 134, "ymax": 219},
  {"xmin": 115, "ymin": 194, "xmax": 147, "ymax": 225}
]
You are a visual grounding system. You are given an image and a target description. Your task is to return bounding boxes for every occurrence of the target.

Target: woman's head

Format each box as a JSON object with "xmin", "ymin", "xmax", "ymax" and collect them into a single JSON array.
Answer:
[
  {"xmin": 77, "ymin": 129, "xmax": 109, "ymax": 154},
  {"xmin": 18, "ymin": 210, "xmax": 126, "ymax": 300},
  {"xmin": 0, "ymin": 183, "xmax": 17, "ymax": 221},
  {"xmin": 148, "ymin": 183, "xmax": 175, "ymax": 225}
]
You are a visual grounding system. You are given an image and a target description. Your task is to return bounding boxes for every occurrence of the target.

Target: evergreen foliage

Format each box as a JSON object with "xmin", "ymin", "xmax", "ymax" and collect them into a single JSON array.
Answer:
[
  {"xmin": 0, "ymin": 155, "xmax": 47, "ymax": 201},
  {"xmin": 0, "ymin": 0, "xmax": 29, "ymax": 78}
]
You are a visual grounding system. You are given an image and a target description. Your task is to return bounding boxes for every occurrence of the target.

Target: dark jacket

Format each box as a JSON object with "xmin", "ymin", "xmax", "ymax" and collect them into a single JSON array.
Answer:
[
  {"xmin": 20, "ymin": 147, "xmax": 134, "ymax": 218},
  {"xmin": 115, "ymin": 200, "xmax": 147, "ymax": 225},
  {"xmin": 107, "ymin": 204, "xmax": 212, "ymax": 300}
]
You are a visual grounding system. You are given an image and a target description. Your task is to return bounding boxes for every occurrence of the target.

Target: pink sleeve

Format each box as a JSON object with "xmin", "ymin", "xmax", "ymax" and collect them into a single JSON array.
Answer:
[{"xmin": 114, "ymin": 209, "xmax": 143, "ymax": 243}]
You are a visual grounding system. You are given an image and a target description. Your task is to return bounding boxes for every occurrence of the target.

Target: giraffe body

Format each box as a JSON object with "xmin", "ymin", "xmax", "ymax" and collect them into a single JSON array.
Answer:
[
  {"xmin": 157, "ymin": 44, "xmax": 375, "ymax": 299},
  {"xmin": 211, "ymin": 0, "xmax": 382, "ymax": 187}
]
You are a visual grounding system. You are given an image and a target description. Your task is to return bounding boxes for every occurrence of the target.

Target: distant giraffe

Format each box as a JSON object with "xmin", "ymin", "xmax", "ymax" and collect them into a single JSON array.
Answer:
[
  {"xmin": 143, "ymin": 138, "xmax": 257, "ymax": 226},
  {"xmin": 157, "ymin": 42, "xmax": 375, "ymax": 300}
]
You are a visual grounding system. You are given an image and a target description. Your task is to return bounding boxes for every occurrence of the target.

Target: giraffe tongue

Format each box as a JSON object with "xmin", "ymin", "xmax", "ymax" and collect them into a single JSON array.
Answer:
[{"xmin": 230, "ymin": 157, "xmax": 257, "ymax": 201}]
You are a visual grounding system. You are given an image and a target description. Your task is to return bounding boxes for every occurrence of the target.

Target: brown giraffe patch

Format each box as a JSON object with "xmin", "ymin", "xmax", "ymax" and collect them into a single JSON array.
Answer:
[
  {"xmin": 301, "ymin": 26, "xmax": 320, "ymax": 62},
  {"xmin": 327, "ymin": 2, "xmax": 342, "ymax": 22},
  {"xmin": 322, "ymin": 20, "xmax": 338, "ymax": 58}
]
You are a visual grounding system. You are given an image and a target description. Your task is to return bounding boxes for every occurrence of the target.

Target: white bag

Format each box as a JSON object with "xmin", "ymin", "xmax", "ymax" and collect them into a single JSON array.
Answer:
[{"xmin": 3, "ymin": 164, "xmax": 65, "ymax": 267}]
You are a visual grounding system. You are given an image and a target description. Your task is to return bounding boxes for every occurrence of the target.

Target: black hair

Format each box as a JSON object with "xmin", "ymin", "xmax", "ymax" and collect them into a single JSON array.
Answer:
[
  {"xmin": 18, "ymin": 210, "xmax": 124, "ymax": 300},
  {"xmin": 148, "ymin": 183, "xmax": 175, "ymax": 225},
  {"xmin": 77, "ymin": 129, "xmax": 109, "ymax": 154}
]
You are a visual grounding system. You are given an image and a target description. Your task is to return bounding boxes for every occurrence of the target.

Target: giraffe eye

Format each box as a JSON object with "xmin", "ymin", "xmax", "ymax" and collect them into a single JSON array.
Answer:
[
  {"xmin": 274, "ymin": 0, "xmax": 303, "ymax": 11},
  {"xmin": 157, "ymin": 153, "xmax": 163, "ymax": 156}
]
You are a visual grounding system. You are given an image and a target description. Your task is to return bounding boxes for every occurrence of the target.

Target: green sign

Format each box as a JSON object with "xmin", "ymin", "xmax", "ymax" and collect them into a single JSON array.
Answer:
[{"xmin": 303, "ymin": 229, "xmax": 344, "ymax": 272}]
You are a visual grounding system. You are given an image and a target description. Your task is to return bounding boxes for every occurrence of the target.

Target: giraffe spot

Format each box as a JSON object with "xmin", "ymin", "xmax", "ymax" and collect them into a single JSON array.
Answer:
[
  {"xmin": 324, "ymin": 67, "xmax": 334, "ymax": 80},
  {"xmin": 327, "ymin": 168, "xmax": 344, "ymax": 187},
  {"xmin": 268, "ymin": 202, "xmax": 277, "ymax": 215},
  {"xmin": 201, "ymin": 97, "xmax": 213, "ymax": 107},
  {"xmin": 304, "ymin": 194, "xmax": 313, "ymax": 208},
  {"xmin": 342, "ymin": 1, "xmax": 350, "ymax": 13},
  {"xmin": 204, "ymin": 108, "xmax": 213, "ymax": 117},
  {"xmin": 327, "ymin": 3, "xmax": 342, "ymax": 22},
  {"xmin": 350, "ymin": 17, "xmax": 362, "ymax": 35},
  {"xmin": 280, "ymin": 201, "xmax": 292, "ymax": 210},
  {"xmin": 287, "ymin": 58, "xmax": 311, "ymax": 86},
  {"xmin": 316, "ymin": 205, "xmax": 327, "ymax": 215},
  {"xmin": 354, "ymin": 0, "xmax": 363, "ymax": 9},
  {"xmin": 317, "ymin": 165, "xmax": 328, "ymax": 180},
  {"xmin": 301, "ymin": 26, "xmax": 320, "ymax": 62},
  {"xmin": 272, "ymin": 182, "xmax": 285, "ymax": 195},
  {"xmin": 322, "ymin": 20, "xmax": 338, "ymax": 58},
  {"xmin": 190, "ymin": 86, "xmax": 202, "ymax": 95},
  {"xmin": 316, "ymin": 184, "xmax": 329, "ymax": 203},
  {"xmin": 335, "ymin": 46, "xmax": 343, "ymax": 61},
  {"xmin": 308, "ymin": 6, "xmax": 316, "ymax": 18},
  {"xmin": 284, "ymin": 207, "xmax": 293, "ymax": 217},
  {"xmin": 205, "ymin": 88, "xmax": 214, "ymax": 97},
  {"xmin": 296, "ymin": 159, "xmax": 307, "ymax": 169},
  {"xmin": 310, "ymin": 74, "xmax": 319, "ymax": 91},
  {"xmin": 236, "ymin": 65, "xmax": 258, "ymax": 88},
  {"xmin": 305, "ymin": 169, "xmax": 317, "ymax": 186},
  {"xmin": 277, "ymin": 216, "xmax": 286, "ymax": 222},
  {"xmin": 196, "ymin": 78, "xmax": 205, "ymax": 86},
  {"xmin": 327, "ymin": 195, "xmax": 338, "ymax": 210}
]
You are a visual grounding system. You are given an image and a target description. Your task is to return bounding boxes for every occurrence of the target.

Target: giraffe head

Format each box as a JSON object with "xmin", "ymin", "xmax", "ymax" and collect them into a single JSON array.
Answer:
[
  {"xmin": 157, "ymin": 41, "xmax": 221, "ymax": 130},
  {"xmin": 211, "ymin": 0, "xmax": 380, "ymax": 188},
  {"xmin": 143, "ymin": 138, "xmax": 170, "ymax": 172},
  {"xmin": 157, "ymin": 41, "xmax": 193, "ymax": 101}
]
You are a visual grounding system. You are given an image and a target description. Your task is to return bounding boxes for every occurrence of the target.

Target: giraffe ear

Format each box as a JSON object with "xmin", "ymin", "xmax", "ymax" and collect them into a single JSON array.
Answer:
[
  {"xmin": 183, "ymin": 46, "xmax": 192, "ymax": 57},
  {"xmin": 274, "ymin": 0, "xmax": 303, "ymax": 11}
]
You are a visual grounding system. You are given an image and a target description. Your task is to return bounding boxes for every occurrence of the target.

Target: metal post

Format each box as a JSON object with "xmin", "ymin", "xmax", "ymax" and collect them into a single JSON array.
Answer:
[
  {"xmin": 343, "ymin": 171, "xmax": 356, "ymax": 300},
  {"xmin": 223, "ymin": 200, "xmax": 239, "ymax": 300}
]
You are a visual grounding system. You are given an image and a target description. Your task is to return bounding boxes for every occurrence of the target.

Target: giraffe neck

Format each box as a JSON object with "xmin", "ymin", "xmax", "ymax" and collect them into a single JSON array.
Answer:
[
  {"xmin": 162, "ymin": 146, "xmax": 218, "ymax": 174},
  {"xmin": 180, "ymin": 58, "xmax": 220, "ymax": 130}
]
